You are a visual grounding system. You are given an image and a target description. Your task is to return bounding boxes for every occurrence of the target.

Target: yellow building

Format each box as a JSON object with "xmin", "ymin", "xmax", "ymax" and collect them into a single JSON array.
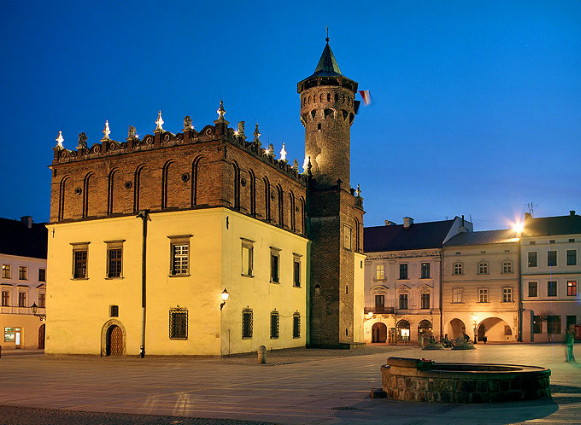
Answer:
[{"xmin": 46, "ymin": 40, "xmax": 365, "ymax": 356}]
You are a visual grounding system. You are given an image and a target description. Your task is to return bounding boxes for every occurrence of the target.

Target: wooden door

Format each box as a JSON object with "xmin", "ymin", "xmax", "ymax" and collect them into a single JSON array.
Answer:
[
  {"xmin": 38, "ymin": 324, "xmax": 45, "ymax": 349},
  {"xmin": 106, "ymin": 325, "xmax": 123, "ymax": 356}
]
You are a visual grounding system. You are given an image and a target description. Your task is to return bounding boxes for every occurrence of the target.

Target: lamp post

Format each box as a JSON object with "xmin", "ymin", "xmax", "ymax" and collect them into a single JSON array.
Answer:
[
  {"xmin": 220, "ymin": 288, "xmax": 229, "ymax": 310},
  {"xmin": 472, "ymin": 314, "xmax": 478, "ymax": 344},
  {"xmin": 30, "ymin": 303, "xmax": 46, "ymax": 321}
]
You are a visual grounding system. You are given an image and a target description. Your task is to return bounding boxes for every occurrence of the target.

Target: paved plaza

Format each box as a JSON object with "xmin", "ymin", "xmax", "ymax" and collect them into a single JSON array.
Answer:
[{"xmin": 0, "ymin": 344, "xmax": 580, "ymax": 424}]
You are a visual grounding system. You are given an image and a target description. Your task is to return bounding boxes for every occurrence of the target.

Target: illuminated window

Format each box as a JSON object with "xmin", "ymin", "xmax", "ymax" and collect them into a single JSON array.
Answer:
[
  {"xmin": 421, "ymin": 263, "xmax": 430, "ymax": 279},
  {"xmin": 169, "ymin": 308, "xmax": 188, "ymax": 339},
  {"xmin": 242, "ymin": 309, "xmax": 253, "ymax": 338},
  {"xmin": 270, "ymin": 311, "xmax": 279, "ymax": 339},
  {"xmin": 548, "ymin": 281, "xmax": 557, "ymax": 297},
  {"xmin": 18, "ymin": 266, "xmax": 27, "ymax": 280},
  {"xmin": 241, "ymin": 239, "xmax": 254, "ymax": 277},
  {"xmin": 293, "ymin": 254, "xmax": 301, "ymax": 287},
  {"xmin": 38, "ymin": 269, "xmax": 46, "ymax": 282},
  {"xmin": 502, "ymin": 261, "xmax": 513, "ymax": 274},
  {"xmin": 478, "ymin": 289, "xmax": 489, "ymax": 303},
  {"xmin": 293, "ymin": 313, "xmax": 301, "ymax": 338},
  {"xmin": 270, "ymin": 248, "xmax": 280, "ymax": 283},
  {"xmin": 502, "ymin": 288, "xmax": 513, "ymax": 303},
  {"xmin": 1, "ymin": 290, "xmax": 9, "ymax": 307},
  {"xmin": 1, "ymin": 265, "xmax": 10, "ymax": 279},
  {"xmin": 399, "ymin": 264, "xmax": 408, "ymax": 279},
  {"xmin": 547, "ymin": 251, "xmax": 557, "ymax": 267},
  {"xmin": 453, "ymin": 263, "xmax": 463, "ymax": 275},
  {"xmin": 567, "ymin": 250, "xmax": 577, "ymax": 266},
  {"xmin": 478, "ymin": 262, "xmax": 488, "ymax": 275},
  {"xmin": 452, "ymin": 288, "xmax": 463, "ymax": 303},
  {"xmin": 528, "ymin": 252, "xmax": 537, "ymax": 267},
  {"xmin": 168, "ymin": 235, "xmax": 191, "ymax": 276},
  {"xmin": 375, "ymin": 264, "xmax": 385, "ymax": 280},
  {"xmin": 567, "ymin": 281, "xmax": 577, "ymax": 296},
  {"xmin": 528, "ymin": 282, "xmax": 538, "ymax": 297}
]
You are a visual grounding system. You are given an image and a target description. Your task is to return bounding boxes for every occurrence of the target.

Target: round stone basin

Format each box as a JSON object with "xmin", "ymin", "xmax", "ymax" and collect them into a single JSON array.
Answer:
[{"xmin": 381, "ymin": 357, "xmax": 551, "ymax": 403}]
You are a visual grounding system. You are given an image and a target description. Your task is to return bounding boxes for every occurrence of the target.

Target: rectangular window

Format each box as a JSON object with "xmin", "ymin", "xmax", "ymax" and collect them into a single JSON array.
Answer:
[
  {"xmin": 503, "ymin": 288, "xmax": 513, "ymax": 303},
  {"xmin": 375, "ymin": 264, "xmax": 385, "ymax": 280},
  {"xmin": 399, "ymin": 293, "xmax": 408, "ymax": 309},
  {"xmin": 4, "ymin": 327, "xmax": 17, "ymax": 342},
  {"xmin": 171, "ymin": 243, "xmax": 189, "ymax": 276},
  {"xmin": 532, "ymin": 316, "xmax": 542, "ymax": 334},
  {"xmin": 107, "ymin": 248, "xmax": 123, "ymax": 278},
  {"xmin": 293, "ymin": 254, "xmax": 301, "ymax": 287},
  {"xmin": 270, "ymin": 248, "xmax": 280, "ymax": 283},
  {"xmin": 421, "ymin": 293, "xmax": 430, "ymax": 309},
  {"xmin": 18, "ymin": 266, "xmax": 27, "ymax": 280},
  {"xmin": 399, "ymin": 264, "xmax": 408, "ymax": 279},
  {"xmin": 567, "ymin": 281, "xmax": 577, "ymax": 296},
  {"xmin": 547, "ymin": 315, "xmax": 561, "ymax": 334},
  {"xmin": 547, "ymin": 251, "xmax": 557, "ymax": 267},
  {"xmin": 1, "ymin": 264, "xmax": 10, "ymax": 279},
  {"xmin": 242, "ymin": 309, "xmax": 253, "ymax": 338},
  {"xmin": 548, "ymin": 281, "xmax": 557, "ymax": 297},
  {"xmin": 1, "ymin": 290, "xmax": 9, "ymax": 307},
  {"xmin": 479, "ymin": 289, "xmax": 489, "ymax": 303},
  {"xmin": 38, "ymin": 293, "xmax": 46, "ymax": 308},
  {"xmin": 110, "ymin": 305, "xmax": 119, "ymax": 317},
  {"xmin": 567, "ymin": 250, "xmax": 577, "ymax": 266},
  {"xmin": 18, "ymin": 292, "xmax": 26, "ymax": 307},
  {"xmin": 567, "ymin": 315, "xmax": 576, "ymax": 331},
  {"xmin": 38, "ymin": 268, "xmax": 46, "ymax": 282},
  {"xmin": 528, "ymin": 252, "xmax": 537, "ymax": 267},
  {"xmin": 375, "ymin": 294, "xmax": 385, "ymax": 312},
  {"xmin": 478, "ymin": 262, "xmax": 488, "ymax": 275},
  {"xmin": 241, "ymin": 239, "xmax": 254, "ymax": 277},
  {"xmin": 528, "ymin": 282, "xmax": 538, "ymax": 297},
  {"xmin": 452, "ymin": 288, "xmax": 463, "ymax": 303},
  {"xmin": 421, "ymin": 263, "xmax": 430, "ymax": 279},
  {"xmin": 169, "ymin": 309, "xmax": 188, "ymax": 339},
  {"xmin": 71, "ymin": 243, "xmax": 89, "ymax": 279},
  {"xmin": 270, "ymin": 311, "xmax": 279, "ymax": 339},
  {"xmin": 502, "ymin": 261, "xmax": 513, "ymax": 274},
  {"xmin": 293, "ymin": 313, "xmax": 301, "ymax": 339},
  {"xmin": 453, "ymin": 263, "xmax": 463, "ymax": 275}
]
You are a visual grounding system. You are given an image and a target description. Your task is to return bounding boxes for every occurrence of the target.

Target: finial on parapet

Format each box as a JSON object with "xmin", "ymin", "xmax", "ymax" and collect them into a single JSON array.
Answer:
[
  {"xmin": 253, "ymin": 123, "xmax": 261, "ymax": 146},
  {"xmin": 101, "ymin": 120, "xmax": 111, "ymax": 140},
  {"xmin": 292, "ymin": 159, "xmax": 299, "ymax": 171},
  {"xmin": 183, "ymin": 116, "xmax": 194, "ymax": 132},
  {"xmin": 279, "ymin": 143, "xmax": 287, "ymax": 161},
  {"xmin": 217, "ymin": 100, "xmax": 226, "ymax": 122},
  {"xmin": 127, "ymin": 126, "xmax": 137, "ymax": 141},
  {"xmin": 267, "ymin": 143, "xmax": 275, "ymax": 157},
  {"xmin": 355, "ymin": 184, "xmax": 361, "ymax": 197},
  {"xmin": 155, "ymin": 111, "xmax": 164, "ymax": 133},
  {"xmin": 55, "ymin": 131, "xmax": 64, "ymax": 150},
  {"xmin": 235, "ymin": 121, "xmax": 246, "ymax": 139},
  {"xmin": 77, "ymin": 132, "xmax": 87, "ymax": 149}
]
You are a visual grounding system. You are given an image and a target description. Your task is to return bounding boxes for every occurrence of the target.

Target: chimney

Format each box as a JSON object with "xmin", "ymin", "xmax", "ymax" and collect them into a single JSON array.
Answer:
[
  {"xmin": 570, "ymin": 210, "xmax": 576, "ymax": 216},
  {"xmin": 403, "ymin": 217, "xmax": 414, "ymax": 229},
  {"xmin": 20, "ymin": 216, "xmax": 33, "ymax": 229},
  {"xmin": 524, "ymin": 213, "xmax": 532, "ymax": 221}
]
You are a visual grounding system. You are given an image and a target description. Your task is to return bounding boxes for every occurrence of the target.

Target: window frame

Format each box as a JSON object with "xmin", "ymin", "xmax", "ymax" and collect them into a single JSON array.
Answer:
[
  {"xmin": 567, "ymin": 280, "xmax": 577, "ymax": 296},
  {"xmin": 398, "ymin": 293, "xmax": 408, "ymax": 310},
  {"xmin": 1, "ymin": 290, "xmax": 9, "ymax": 307},
  {"xmin": 270, "ymin": 310, "xmax": 280, "ymax": 339},
  {"xmin": 270, "ymin": 247, "xmax": 281, "ymax": 283},
  {"xmin": 421, "ymin": 292, "xmax": 430, "ymax": 309},
  {"xmin": 38, "ymin": 292, "xmax": 46, "ymax": 308},
  {"xmin": 293, "ymin": 254, "xmax": 302, "ymax": 287},
  {"xmin": 168, "ymin": 235, "xmax": 192, "ymax": 277},
  {"xmin": 375, "ymin": 264, "xmax": 385, "ymax": 280},
  {"xmin": 567, "ymin": 249, "xmax": 577, "ymax": 266},
  {"xmin": 478, "ymin": 262, "xmax": 489, "ymax": 275},
  {"xmin": 453, "ymin": 262, "xmax": 463, "ymax": 275},
  {"xmin": 18, "ymin": 266, "xmax": 28, "ymax": 280},
  {"xmin": 420, "ymin": 263, "xmax": 430, "ymax": 279},
  {"xmin": 1, "ymin": 264, "xmax": 10, "ymax": 279},
  {"xmin": 502, "ymin": 287, "xmax": 513, "ymax": 303},
  {"xmin": 547, "ymin": 251, "xmax": 557, "ymax": 267},
  {"xmin": 547, "ymin": 281, "xmax": 557, "ymax": 297},
  {"xmin": 502, "ymin": 261, "xmax": 513, "ymax": 274},
  {"xmin": 242, "ymin": 308, "xmax": 253, "ymax": 339},
  {"xmin": 105, "ymin": 240, "xmax": 124, "ymax": 279},
  {"xmin": 292, "ymin": 312, "xmax": 301, "ymax": 339},
  {"xmin": 169, "ymin": 308, "xmax": 188, "ymax": 339},
  {"xmin": 528, "ymin": 251, "xmax": 538, "ymax": 267},
  {"xmin": 528, "ymin": 281, "xmax": 538, "ymax": 297},
  {"xmin": 71, "ymin": 242, "xmax": 90, "ymax": 279},
  {"xmin": 18, "ymin": 291, "xmax": 26, "ymax": 307},
  {"xmin": 547, "ymin": 315, "xmax": 561, "ymax": 335},
  {"xmin": 241, "ymin": 238, "xmax": 254, "ymax": 277},
  {"xmin": 38, "ymin": 268, "xmax": 46, "ymax": 282},
  {"xmin": 399, "ymin": 263, "xmax": 408, "ymax": 280},
  {"xmin": 452, "ymin": 288, "xmax": 463, "ymax": 303},
  {"xmin": 478, "ymin": 288, "xmax": 489, "ymax": 303}
]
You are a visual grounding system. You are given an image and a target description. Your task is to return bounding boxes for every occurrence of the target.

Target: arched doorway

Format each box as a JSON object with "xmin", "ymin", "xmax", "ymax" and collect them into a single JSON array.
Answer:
[
  {"xmin": 38, "ymin": 324, "xmax": 45, "ymax": 349},
  {"xmin": 418, "ymin": 320, "xmax": 432, "ymax": 343},
  {"xmin": 447, "ymin": 318, "xmax": 466, "ymax": 340},
  {"xmin": 478, "ymin": 317, "xmax": 513, "ymax": 342},
  {"xmin": 372, "ymin": 322, "xmax": 388, "ymax": 343},
  {"xmin": 396, "ymin": 320, "xmax": 410, "ymax": 342},
  {"xmin": 106, "ymin": 325, "xmax": 123, "ymax": 356}
]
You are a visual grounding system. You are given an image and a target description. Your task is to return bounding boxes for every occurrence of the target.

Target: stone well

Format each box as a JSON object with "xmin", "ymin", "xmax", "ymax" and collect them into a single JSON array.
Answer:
[{"xmin": 381, "ymin": 357, "xmax": 551, "ymax": 403}]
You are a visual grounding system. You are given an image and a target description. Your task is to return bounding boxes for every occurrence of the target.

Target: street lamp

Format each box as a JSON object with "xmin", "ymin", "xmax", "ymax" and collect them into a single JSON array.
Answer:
[
  {"xmin": 472, "ymin": 314, "xmax": 478, "ymax": 344},
  {"xmin": 30, "ymin": 303, "xmax": 46, "ymax": 321},
  {"xmin": 220, "ymin": 288, "xmax": 229, "ymax": 310}
]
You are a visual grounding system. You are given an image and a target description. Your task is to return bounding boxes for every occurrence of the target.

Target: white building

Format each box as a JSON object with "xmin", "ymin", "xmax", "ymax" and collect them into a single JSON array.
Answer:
[
  {"xmin": 363, "ymin": 217, "xmax": 471, "ymax": 344},
  {"xmin": 520, "ymin": 211, "xmax": 581, "ymax": 343},
  {"xmin": 0, "ymin": 217, "xmax": 47, "ymax": 350}
]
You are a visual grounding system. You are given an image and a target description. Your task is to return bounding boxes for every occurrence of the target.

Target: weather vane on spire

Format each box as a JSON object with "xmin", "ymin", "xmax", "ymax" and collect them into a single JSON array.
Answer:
[{"xmin": 326, "ymin": 26, "xmax": 329, "ymax": 43}]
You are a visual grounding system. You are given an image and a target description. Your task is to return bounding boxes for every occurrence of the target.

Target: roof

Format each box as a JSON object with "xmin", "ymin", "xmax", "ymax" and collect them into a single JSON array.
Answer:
[
  {"xmin": 523, "ymin": 213, "xmax": 581, "ymax": 237},
  {"xmin": 364, "ymin": 219, "xmax": 457, "ymax": 252},
  {"xmin": 0, "ymin": 217, "xmax": 48, "ymax": 259},
  {"xmin": 311, "ymin": 42, "xmax": 343, "ymax": 77},
  {"xmin": 445, "ymin": 229, "xmax": 518, "ymax": 247}
]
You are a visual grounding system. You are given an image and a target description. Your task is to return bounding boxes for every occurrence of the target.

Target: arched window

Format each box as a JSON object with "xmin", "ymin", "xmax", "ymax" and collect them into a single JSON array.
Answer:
[
  {"xmin": 248, "ymin": 169, "xmax": 256, "ymax": 216},
  {"xmin": 289, "ymin": 191, "xmax": 295, "ymax": 231},
  {"xmin": 277, "ymin": 185, "xmax": 284, "ymax": 226},
  {"xmin": 82, "ymin": 172, "xmax": 95, "ymax": 218},
  {"xmin": 134, "ymin": 164, "xmax": 146, "ymax": 212},
  {"xmin": 242, "ymin": 308, "xmax": 253, "ymax": 338},
  {"xmin": 418, "ymin": 320, "xmax": 432, "ymax": 339},
  {"xmin": 232, "ymin": 162, "xmax": 240, "ymax": 210},
  {"xmin": 263, "ymin": 177, "xmax": 271, "ymax": 221},
  {"xmin": 453, "ymin": 262, "xmax": 463, "ymax": 275},
  {"xmin": 502, "ymin": 261, "xmax": 513, "ymax": 274},
  {"xmin": 107, "ymin": 168, "xmax": 119, "ymax": 215},
  {"xmin": 270, "ymin": 310, "xmax": 279, "ymax": 339},
  {"xmin": 161, "ymin": 160, "xmax": 174, "ymax": 209},
  {"xmin": 397, "ymin": 320, "xmax": 410, "ymax": 342},
  {"xmin": 58, "ymin": 176, "xmax": 69, "ymax": 221},
  {"xmin": 292, "ymin": 313, "xmax": 300, "ymax": 338},
  {"xmin": 478, "ymin": 262, "xmax": 489, "ymax": 275},
  {"xmin": 191, "ymin": 156, "xmax": 204, "ymax": 207}
]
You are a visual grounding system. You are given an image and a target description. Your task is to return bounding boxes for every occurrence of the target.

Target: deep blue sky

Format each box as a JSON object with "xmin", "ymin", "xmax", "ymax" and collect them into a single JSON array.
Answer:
[{"xmin": 1, "ymin": 0, "xmax": 579, "ymax": 230}]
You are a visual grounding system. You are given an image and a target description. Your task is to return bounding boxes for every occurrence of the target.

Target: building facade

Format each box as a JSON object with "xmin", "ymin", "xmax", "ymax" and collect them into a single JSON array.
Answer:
[
  {"xmin": 46, "ymin": 41, "xmax": 365, "ymax": 356},
  {"xmin": 0, "ymin": 217, "xmax": 47, "ymax": 350},
  {"xmin": 363, "ymin": 217, "xmax": 470, "ymax": 344},
  {"xmin": 442, "ymin": 230, "xmax": 520, "ymax": 343},
  {"xmin": 520, "ymin": 212, "xmax": 581, "ymax": 343}
]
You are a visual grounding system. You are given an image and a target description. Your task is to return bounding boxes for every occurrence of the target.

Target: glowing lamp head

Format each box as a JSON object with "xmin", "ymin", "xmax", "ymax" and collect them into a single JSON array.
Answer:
[{"xmin": 221, "ymin": 289, "xmax": 229, "ymax": 302}]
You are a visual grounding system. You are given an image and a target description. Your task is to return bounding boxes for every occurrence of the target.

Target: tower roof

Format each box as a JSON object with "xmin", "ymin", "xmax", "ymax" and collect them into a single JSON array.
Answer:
[{"xmin": 311, "ymin": 42, "xmax": 343, "ymax": 77}]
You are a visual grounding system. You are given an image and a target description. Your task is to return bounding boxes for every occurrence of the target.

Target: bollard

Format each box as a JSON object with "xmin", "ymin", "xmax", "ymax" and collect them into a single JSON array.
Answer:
[{"xmin": 257, "ymin": 345, "xmax": 266, "ymax": 364}]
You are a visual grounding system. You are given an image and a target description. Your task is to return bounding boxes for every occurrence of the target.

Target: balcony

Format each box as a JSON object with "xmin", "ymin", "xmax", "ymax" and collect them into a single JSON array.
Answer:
[{"xmin": 365, "ymin": 306, "xmax": 395, "ymax": 315}]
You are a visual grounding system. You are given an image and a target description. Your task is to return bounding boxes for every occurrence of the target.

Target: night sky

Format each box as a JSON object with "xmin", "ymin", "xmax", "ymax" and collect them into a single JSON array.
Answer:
[{"xmin": 1, "ymin": 0, "xmax": 579, "ymax": 231}]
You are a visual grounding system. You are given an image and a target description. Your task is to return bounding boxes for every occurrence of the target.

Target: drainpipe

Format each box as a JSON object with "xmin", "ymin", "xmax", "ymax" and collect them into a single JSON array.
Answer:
[{"xmin": 137, "ymin": 209, "xmax": 150, "ymax": 357}]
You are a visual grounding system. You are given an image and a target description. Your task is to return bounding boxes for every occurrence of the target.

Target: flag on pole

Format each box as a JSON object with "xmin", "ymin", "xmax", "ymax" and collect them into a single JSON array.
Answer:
[{"xmin": 359, "ymin": 90, "xmax": 372, "ymax": 105}]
